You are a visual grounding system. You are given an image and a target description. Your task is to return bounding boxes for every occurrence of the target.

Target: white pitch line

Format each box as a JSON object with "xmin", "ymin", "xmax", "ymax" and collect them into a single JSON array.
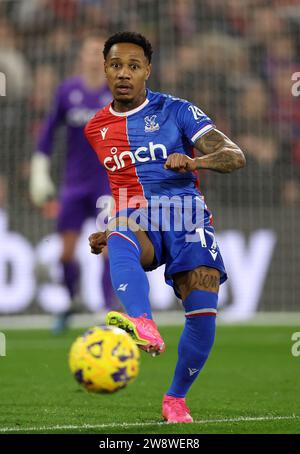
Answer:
[{"xmin": 0, "ymin": 415, "xmax": 299, "ymax": 433}]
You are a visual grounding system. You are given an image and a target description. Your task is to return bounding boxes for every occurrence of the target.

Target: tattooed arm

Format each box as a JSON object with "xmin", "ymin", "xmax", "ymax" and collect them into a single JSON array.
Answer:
[
  {"xmin": 164, "ymin": 129, "xmax": 246, "ymax": 174},
  {"xmin": 193, "ymin": 128, "xmax": 246, "ymax": 173}
]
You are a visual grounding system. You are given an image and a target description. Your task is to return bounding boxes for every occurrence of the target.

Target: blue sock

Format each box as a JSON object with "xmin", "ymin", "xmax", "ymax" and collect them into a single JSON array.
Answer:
[
  {"xmin": 166, "ymin": 290, "xmax": 218, "ymax": 398},
  {"xmin": 107, "ymin": 229, "xmax": 152, "ymax": 319}
]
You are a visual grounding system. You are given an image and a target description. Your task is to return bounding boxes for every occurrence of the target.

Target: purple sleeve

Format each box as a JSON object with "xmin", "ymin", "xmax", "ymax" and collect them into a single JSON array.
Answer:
[{"xmin": 36, "ymin": 85, "xmax": 65, "ymax": 156}]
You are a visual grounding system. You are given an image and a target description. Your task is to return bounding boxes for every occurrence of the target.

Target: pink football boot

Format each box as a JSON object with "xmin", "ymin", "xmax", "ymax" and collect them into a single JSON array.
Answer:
[
  {"xmin": 105, "ymin": 311, "xmax": 165, "ymax": 356},
  {"xmin": 162, "ymin": 395, "xmax": 193, "ymax": 423}
]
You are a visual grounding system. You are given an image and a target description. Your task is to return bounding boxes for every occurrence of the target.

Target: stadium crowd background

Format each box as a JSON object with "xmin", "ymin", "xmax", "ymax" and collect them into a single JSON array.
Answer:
[{"xmin": 0, "ymin": 0, "xmax": 299, "ymax": 315}]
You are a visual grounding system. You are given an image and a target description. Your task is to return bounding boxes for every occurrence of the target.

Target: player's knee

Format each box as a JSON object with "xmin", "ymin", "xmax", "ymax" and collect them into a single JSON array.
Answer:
[
  {"xmin": 173, "ymin": 266, "xmax": 220, "ymax": 300},
  {"xmin": 107, "ymin": 225, "xmax": 141, "ymax": 264},
  {"xmin": 107, "ymin": 217, "xmax": 155, "ymax": 269}
]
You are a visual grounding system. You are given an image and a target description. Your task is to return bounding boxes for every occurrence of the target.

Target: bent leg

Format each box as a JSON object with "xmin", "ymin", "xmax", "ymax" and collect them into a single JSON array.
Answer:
[{"xmin": 107, "ymin": 217, "xmax": 155, "ymax": 319}]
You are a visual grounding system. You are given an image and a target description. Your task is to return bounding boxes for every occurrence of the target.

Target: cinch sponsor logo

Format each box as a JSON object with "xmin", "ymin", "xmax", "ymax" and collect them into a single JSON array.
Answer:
[{"xmin": 104, "ymin": 142, "xmax": 167, "ymax": 172}]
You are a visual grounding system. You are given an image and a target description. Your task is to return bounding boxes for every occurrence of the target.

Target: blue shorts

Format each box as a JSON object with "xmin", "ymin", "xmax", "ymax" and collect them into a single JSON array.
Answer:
[{"xmin": 114, "ymin": 189, "xmax": 227, "ymax": 298}]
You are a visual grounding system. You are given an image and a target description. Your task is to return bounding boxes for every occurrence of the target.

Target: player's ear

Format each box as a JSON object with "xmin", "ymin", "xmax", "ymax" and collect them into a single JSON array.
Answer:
[
  {"xmin": 145, "ymin": 63, "xmax": 151, "ymax": 81},
  {"xmin": 104, "ymin": 61, "xmax": 108, "ymax": 77}
]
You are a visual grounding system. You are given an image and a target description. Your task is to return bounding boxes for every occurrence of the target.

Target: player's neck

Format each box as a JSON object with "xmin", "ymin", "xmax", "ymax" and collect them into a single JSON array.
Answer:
[{"xmin": 113, "ymin": 90, "xmax": 147, "ymax": 113}]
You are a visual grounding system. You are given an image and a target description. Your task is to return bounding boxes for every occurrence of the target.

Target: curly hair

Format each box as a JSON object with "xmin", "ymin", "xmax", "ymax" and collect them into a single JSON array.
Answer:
[{"xmin": 103, "ymin": 31, "xmax": 153, "ymax": 63}]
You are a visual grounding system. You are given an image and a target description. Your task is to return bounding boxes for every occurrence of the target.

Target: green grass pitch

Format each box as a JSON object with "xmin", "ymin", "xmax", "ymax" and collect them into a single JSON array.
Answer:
[{"xmin": 0, "ymin": 325, "xmax": 299, "ymax": 434}]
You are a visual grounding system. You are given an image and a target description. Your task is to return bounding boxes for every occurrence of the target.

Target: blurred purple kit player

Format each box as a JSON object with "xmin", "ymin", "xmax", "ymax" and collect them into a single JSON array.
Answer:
[
  {"xmin": 30, "ymin": 36, "xmax": 114, "ymax": 330},
  {"xmin": 36, "ymin": 77, "xmax": 111, "ymax": 228}
]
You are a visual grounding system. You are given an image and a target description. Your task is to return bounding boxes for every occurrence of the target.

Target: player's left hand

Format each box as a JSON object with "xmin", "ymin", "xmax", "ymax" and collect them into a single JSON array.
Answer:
[{"xmin": 164, "ymin": 153, "xmax": 197, "ymax": 173}]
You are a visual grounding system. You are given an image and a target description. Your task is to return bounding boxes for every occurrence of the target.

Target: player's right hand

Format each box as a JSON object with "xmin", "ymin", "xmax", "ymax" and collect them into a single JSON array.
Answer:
[
  {"xmin": 29, "ymin": 153, "xmax": 55, "ymax": 207},
  {"xmin": 89, "ymin": 231, "xmax": 107, "ymax": 255},
  {"xmin": 164, "ymin": 153, "xmax": 197, "ymax": 173}
]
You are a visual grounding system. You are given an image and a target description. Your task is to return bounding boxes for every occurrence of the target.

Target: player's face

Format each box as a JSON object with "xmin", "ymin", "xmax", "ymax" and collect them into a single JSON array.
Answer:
[{"xmin": 104, "ymin": 43, "xmax": 151, "ymax": 108}]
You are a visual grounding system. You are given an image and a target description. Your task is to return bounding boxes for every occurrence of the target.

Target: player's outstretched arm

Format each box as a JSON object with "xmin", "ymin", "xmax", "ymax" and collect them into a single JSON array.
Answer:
[
  {"xmin": 164, "ymin": 129, "xmax": 246, "ymax": 174},
  {"xmin": 30, "ymin": 85, "xmax": 65, "ymax": 207},
  {"xmin": 193, "ymin": 128, "xmax": 246, "ymax": 173}
]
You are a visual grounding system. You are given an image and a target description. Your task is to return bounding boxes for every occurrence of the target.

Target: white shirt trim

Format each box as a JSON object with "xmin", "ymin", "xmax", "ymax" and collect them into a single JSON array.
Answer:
[
  {"xmin": 109, "ymin": 97, "xmax": 149, "ymax": 117},
  {"xmin": 191, "ymin": 124, "xmax": 215, "ymax": 143}
]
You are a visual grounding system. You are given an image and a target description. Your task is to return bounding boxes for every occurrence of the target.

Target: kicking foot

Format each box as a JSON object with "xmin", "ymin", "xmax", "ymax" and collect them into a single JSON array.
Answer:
[
  {"xmin": 105, "ymin": 311, "xmax": 165, "ymax": 356},
  {"xmin": 162, "ymin": 395, "xmax": 193, "ymax": 423}
]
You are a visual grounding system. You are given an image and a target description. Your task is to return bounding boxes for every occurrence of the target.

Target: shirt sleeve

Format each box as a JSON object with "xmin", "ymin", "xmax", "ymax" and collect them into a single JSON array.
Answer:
[
  {"xmin": 36, "ymin": 84, "xmax": 65, "ymax": 156},
  {"xmin": 176, "ymin": 100, "xmax": 215, "ymax": 144}
]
